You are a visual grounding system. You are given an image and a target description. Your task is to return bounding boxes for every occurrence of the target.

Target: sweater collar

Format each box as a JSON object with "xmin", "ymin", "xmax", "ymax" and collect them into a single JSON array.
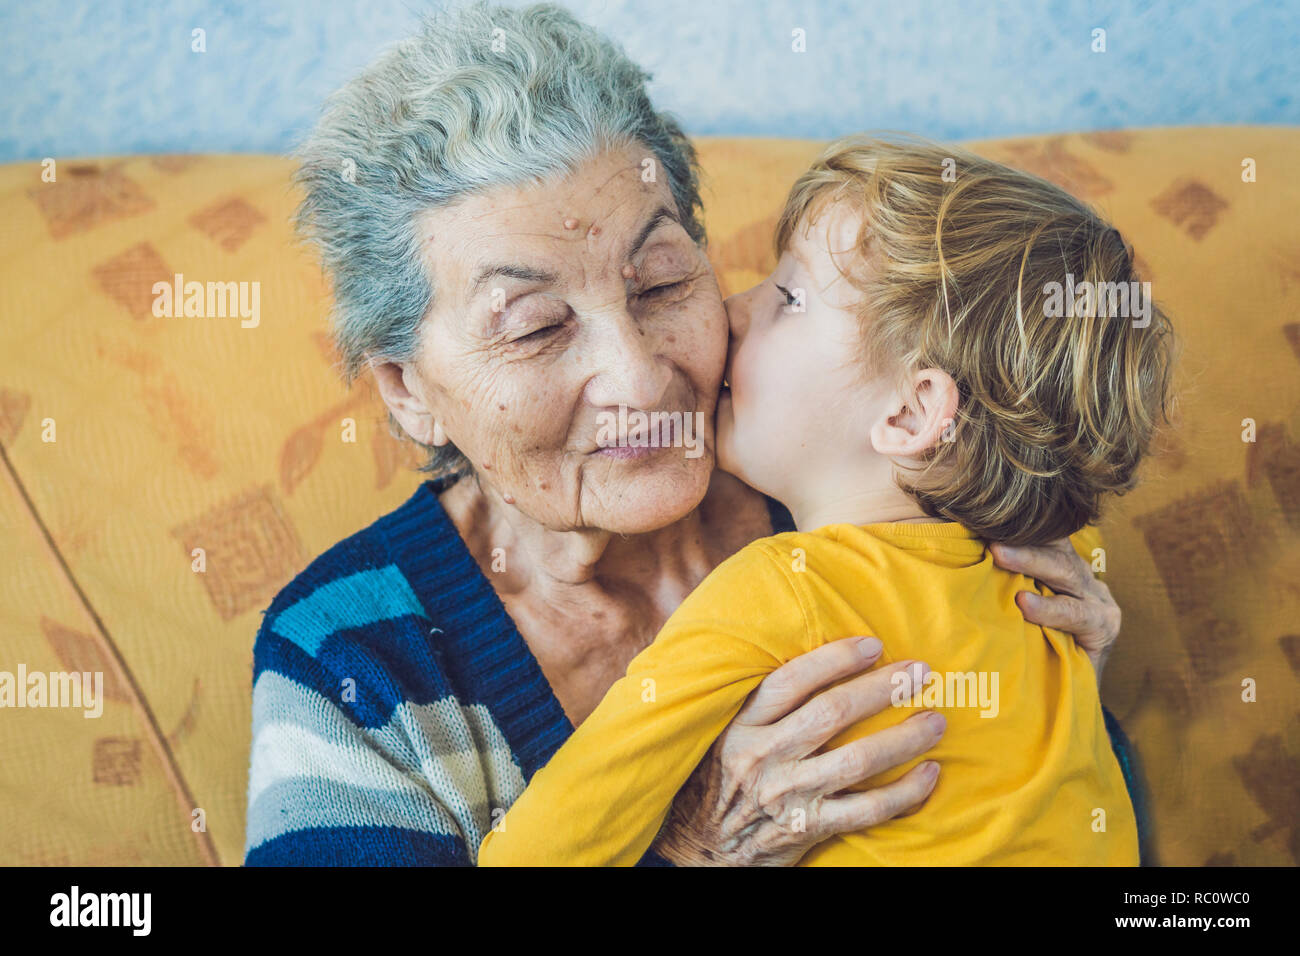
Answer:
[{"xmin": 380, "ymin": 480, "xmax": 574, "ymax": 781}]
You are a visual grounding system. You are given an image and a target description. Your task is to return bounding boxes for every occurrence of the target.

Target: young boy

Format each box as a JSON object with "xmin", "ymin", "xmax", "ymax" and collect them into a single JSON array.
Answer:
[{"xmin": 477, "ymin": 135, "xmax": 1176, "ymax": 866}]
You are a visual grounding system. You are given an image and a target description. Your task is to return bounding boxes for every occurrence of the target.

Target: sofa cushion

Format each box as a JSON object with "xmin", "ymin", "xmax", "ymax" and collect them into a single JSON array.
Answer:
[{"xmin": 0, "ymin": 129, "xmax": 1296, "ymax": 865}]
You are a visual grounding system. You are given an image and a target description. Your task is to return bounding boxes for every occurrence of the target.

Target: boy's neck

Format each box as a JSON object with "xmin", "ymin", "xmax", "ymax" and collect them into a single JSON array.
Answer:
[{"xmin": 783, "ymin": 475, "xmax": 943, "ymax": 533}]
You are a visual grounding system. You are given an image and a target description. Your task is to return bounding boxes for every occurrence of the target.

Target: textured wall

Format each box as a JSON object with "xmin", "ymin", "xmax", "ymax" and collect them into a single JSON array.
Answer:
[{"xmin": 2, "ymin": 0, "xmax": 1297, "ymax": 162}]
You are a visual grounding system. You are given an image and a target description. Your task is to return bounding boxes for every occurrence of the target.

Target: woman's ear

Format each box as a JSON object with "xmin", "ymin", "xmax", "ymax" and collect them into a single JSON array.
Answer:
[
  {"xmin": 370, "ymin": 359, "xmax": 448, "ymax": 447},
  {"xmin": 869, "ymin": 368, "xmax": 959, "ymax": 459}
]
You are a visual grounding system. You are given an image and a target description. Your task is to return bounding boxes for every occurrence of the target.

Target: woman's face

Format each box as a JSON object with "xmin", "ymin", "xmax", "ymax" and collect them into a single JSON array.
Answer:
[{"xmin": 392, "ymin": 146, "xmax": 728, "ymax": 534}]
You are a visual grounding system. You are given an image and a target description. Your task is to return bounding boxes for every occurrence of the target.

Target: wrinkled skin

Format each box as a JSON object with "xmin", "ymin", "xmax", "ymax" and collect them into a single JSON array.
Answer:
[{"xmin": 370, "ymin": 146, "xmax": 1124, "ymax": 866}]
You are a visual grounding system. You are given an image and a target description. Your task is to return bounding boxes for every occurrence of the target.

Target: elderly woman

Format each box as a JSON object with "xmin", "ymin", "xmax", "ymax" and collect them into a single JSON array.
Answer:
[{"xmin": 244, "ymin": 2, "xmax": 1139, "ymax": 866}]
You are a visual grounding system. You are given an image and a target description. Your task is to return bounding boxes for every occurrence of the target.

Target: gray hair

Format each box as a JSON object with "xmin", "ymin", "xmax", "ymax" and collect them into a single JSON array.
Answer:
[{"xmin": 293, "ymin": 1, "xmax": 705, "ymax": 481}]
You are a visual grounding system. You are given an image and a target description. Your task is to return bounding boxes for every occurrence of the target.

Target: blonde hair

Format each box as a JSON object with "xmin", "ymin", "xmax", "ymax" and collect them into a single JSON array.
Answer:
[{"xmin": 776, "ymin": 134, "xmax": 1177, "ymax": 545}]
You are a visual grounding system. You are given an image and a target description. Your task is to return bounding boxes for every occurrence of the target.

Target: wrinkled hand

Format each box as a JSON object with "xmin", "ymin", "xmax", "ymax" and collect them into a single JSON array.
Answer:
[
  {"xmin": 653, "ymin": 637, "xmax": 944, "ymax": 866},
  {"xmin": 989, "ymin": 537, "xmax": 1122, "ymax": 679}
]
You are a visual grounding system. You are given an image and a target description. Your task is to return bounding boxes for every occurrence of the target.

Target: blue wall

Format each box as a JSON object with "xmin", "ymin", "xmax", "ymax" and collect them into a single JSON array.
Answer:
[{"xmin": 2, "ymin": 0, "xmax": 1296, "ymax": 162}]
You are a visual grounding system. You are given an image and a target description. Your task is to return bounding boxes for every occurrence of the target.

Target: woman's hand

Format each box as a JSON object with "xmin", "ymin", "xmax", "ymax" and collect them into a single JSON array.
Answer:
[
  {"xmin": 652, "ymin": 637, "xmax": 944, "ymax": 866},
  {"xmin": 989, "ymin": 538, "xmax": 1122, "ymax": 680}
]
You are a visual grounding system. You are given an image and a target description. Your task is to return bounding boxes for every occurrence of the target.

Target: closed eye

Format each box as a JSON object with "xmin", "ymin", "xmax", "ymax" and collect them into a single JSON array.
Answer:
[
  {"xmin": 516, "ymin": 326, "xmax": 558, "ymax": 342},
  {"xmin": 636, "ymin": 280, "xmax": 691, "ymax": 303}
]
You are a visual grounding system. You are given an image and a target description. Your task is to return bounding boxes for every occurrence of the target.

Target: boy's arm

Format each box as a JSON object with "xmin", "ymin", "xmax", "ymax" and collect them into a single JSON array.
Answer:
[{"xmin": 477, "ymin": 544, "xmax": 811, "ymax": 867}]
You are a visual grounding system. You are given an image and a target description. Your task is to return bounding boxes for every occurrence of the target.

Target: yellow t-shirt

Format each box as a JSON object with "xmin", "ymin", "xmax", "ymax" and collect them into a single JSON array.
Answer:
[{"xmin": 478, "ymin": 521, "xmax": 1139, "ymax": 866}]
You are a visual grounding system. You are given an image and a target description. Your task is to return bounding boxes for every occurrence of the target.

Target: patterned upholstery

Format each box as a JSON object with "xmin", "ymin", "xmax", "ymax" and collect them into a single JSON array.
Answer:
[{"xmin": 1, "ymin": 129, "xmax": 1296, "ymax": 866}]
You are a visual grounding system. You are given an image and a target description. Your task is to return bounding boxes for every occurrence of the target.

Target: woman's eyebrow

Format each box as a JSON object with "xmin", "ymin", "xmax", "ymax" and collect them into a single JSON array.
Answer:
[
  {"xmin": 466, "ymin": 205, "xmax": 680, "ymax": 299},
  {"xmin": 468, "ymin": 264, "xmax": 559, "ymax": 298},
  {"xmin": 625, "ymin": 205, "xmax": 680, "ymax": 260}
]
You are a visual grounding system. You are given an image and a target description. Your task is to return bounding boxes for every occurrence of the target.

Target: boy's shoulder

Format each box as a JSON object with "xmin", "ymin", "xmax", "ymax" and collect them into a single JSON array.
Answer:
[
  {"xmin": 712, "ymin": 527, "xmax": 867, "ymax": 585},
  {"xmin": 660, "ymin": 534, "xmax": 813, "ymax": 650},
  {"xmin": 1068, "ymin": 524, "xmax": 1105, "ymax": 564}
]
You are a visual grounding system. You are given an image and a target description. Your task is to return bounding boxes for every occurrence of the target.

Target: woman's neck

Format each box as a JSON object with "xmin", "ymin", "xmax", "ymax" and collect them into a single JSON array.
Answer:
[
  {"xmin": 439, "ymin": 468, "xmax": 739, "ymax": 724},
  {"xmin": 438, "ymin": 467, "xmax": 774, "ymax": 724}
]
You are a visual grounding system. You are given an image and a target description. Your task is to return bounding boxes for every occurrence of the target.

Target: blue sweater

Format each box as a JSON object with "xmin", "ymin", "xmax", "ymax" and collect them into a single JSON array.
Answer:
[
  {"xmin": 246, "ymin": 476, "xmax": 583, "ymax": 865},
  {"xmin": 244, "ymin": 478, "xmax": 1151, "ymax": 865}
]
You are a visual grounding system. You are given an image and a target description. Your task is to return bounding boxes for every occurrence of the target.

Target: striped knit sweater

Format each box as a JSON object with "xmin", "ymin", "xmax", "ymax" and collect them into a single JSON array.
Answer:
[
  {"xmin": 244, "ymin": 479, "xmax": 1151, "ymax": 866},
  {"xmin": 244, "ymin": 476, "xmax": 707, "ymax": 866}
]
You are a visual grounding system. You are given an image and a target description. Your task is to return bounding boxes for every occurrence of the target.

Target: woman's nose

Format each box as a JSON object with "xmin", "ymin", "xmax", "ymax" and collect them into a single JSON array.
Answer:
[{"xmin": 583, "ymin": 318, "xmax": 673, "ymax": 410}]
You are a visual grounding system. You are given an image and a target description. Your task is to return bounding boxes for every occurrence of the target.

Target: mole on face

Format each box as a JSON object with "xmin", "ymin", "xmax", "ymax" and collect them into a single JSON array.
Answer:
[
  {"xmin": 503, "ymin": 493, "xmax": 516, "ymax": 504},
  {"xmin": 621, "ymin": 263, "xmax": 638, "ymax": 281},
  {"xmin": 563, "ymin": 217, "xmax": 579, "ymax": 230}
]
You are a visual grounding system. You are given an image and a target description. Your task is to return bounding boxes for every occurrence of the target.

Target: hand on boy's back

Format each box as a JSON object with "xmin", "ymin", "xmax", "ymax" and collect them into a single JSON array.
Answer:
[
  {"xmin": 654, "ymin": 643, "xmax": 944, "ymax": 866},
  {"xmin": 988, "ymin": 536, "xmax": 1122, "ymax": 679}
]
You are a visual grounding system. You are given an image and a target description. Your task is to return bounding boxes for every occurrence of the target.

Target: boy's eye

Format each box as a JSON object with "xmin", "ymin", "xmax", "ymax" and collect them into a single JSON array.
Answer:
[{"xmin": 774, "ymin": 283, "xmax": 799, "ymax": 308}]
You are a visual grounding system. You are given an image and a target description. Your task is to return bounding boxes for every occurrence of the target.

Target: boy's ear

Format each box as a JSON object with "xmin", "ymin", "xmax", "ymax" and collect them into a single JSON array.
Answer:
[
  {"xmin": 370, "ymin": 359, "xmax": 449, "ymax": 447},
  {"xmin": 869, "ymin": 368, "xmax": 959, "ymax": 459}
]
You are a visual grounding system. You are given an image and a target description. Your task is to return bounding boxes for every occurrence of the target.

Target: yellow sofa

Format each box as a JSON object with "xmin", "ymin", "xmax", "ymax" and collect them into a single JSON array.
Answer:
[{"xmin": 1, "ymin": 129, "xmax": 1297, "ymax": 866}]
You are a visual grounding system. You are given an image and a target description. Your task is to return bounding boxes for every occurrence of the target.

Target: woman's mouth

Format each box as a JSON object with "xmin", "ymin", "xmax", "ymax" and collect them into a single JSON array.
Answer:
[
  {"xmin": 594, "ymin": 444, "xmax": 666, "ymax": 460},
  {"xmin": 589, "ymin": 407, "xmax": 709, "ymax": 460}
]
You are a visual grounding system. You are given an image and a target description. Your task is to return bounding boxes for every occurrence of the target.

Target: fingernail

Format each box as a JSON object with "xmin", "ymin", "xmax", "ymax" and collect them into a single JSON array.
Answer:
[
  {"xmin": 896, "ymin": 660, "xmax": 929, "ymax": 694},
  {"xmin": 857, "ymin": 636, "xmax": 882, "ymax": 658},
  {"xmin": 920, "ymin": 760, "xmax": 940, "ymax": 779},
  {"xmin": 924, "ymin": 711, "xmax": 946, "ymax": 732},
  {"xmin": 904, "ymin": 660, "xmax": 931, "ymax": 681}
]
